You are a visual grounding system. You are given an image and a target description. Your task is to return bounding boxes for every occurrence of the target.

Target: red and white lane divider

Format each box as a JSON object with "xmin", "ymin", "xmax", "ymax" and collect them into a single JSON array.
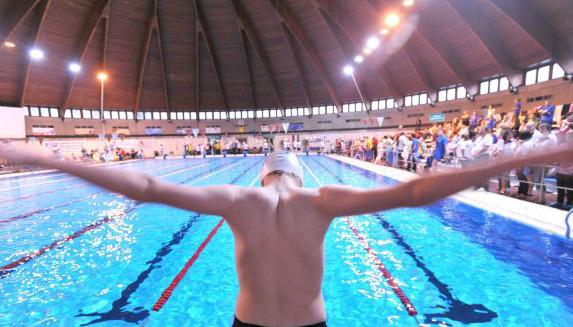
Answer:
[
  {"xmin": 152, "ymin": 173, "xmax": 260, "ymax": 312},
  {"xmin": 0, "ymin": 160, "xmax": 244, "ymax": 275},
  {"xmin": 299, "ymin": 158, "xmax": 419, "ymax": 319},
  {"xmin": 345, "ymin": 217, "xmax": 418, "ymax": 316}
]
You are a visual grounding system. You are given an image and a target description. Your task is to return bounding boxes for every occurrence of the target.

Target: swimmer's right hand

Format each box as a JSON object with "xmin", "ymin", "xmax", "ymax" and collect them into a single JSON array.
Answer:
[{"xmin": 0, "ymin": 143, "xmax": 53, "ymax": 165}]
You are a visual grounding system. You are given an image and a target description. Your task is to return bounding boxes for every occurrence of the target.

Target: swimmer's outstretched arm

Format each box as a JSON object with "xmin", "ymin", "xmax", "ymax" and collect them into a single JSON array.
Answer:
[
  {"xmin": 0, "ymin": 144, "xmax": 238, "ymax": 216},
  {"xmin": 317, "ymin": 146, "xmax": 573, "ymax": 218}
]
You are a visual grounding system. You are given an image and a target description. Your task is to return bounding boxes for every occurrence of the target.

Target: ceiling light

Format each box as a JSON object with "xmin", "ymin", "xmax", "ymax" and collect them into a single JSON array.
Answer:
[
  {"xmin": 3, "ymin": 41, "xmax": 16, "ymax": 48},
  {"xmin": 29, "ymin": 48, "xmax": 44, "ymax": 60},
  {"xmin": 363, "ymin": 48, "xmax": 372, "ymax": 55},
  {"xmin": 366, "ymin": 37, "xmax": 380, "ymax": 50},
  {"xmin": 384, "ymin": 13, "xmax": 401, "ymax": 28},
  {"xmin": 403, "ymin": 0, "xmax": 414, "ymax": 7},
  {"xmin": 379, "ymin": 28, "xmax": 390, "ymax": 35},
  {"xmin": 97, "ymin": 72, "xmax": 108, "ymax": 81},
  {"xmin": 68, "ymin": 62, "xmax": 81, "ymax": 73},
  {"xmin": 343, "ymin": 65, "xmax": 354, "ymax": 76},
  {"xmin": 354, "ymin": 55, "xmax": 364, "ymax": 63}
]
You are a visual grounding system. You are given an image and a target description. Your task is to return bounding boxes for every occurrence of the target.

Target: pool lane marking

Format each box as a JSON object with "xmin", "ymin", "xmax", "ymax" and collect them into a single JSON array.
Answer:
[
  {"xmin": 0, "ymin": 161, "xmax": 201, "ymax": 204},
  {"xmin": 345, "ymin": 218, "xmax": 418, "ymax": 316},
  {"xmin": 0, "ymin": 160, "xmax": 187, "ymax": 193},
  {"xmin": 0, "ymin": 161, "xmax": 214, "ymax": 224},
  {"xmin": 152, "ymin": 219, "xmax": 225, "ymax": 312},
  {"xmin": 300, "ymin": 157, "xmax": 419, "ymax": 317},
  {"xmin": 317, "ymin": 158, "xmax": 501, "ymax": 324},
  {"xmin": 152, "ymin": 171, "xmax": 260, "ymax": 312},
  {"xmin": 75, "ymin": 214, "xmax": 203, "ymax": 325},
  {"xmin": 0, "ymin": 159, "xmax": 247, "ymax": 276}
]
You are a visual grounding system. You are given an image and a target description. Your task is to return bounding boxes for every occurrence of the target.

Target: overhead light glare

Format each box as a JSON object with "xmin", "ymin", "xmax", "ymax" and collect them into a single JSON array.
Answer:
[
  {"xmin": 403, "ymin": 0, "xmax": 414, "ymax": 7},
  {"xmin": 366, "ymin": 37, "xmax": 380, "ymax": 50},
  {"xmin": 379, "ymin": 28, "xmax": 390, "ymax": 35},
  {"xmin": 384, "ymin": 13, "xmax": 401, "ymax": 28},
  {"xmin": 97, "ymin": 72, "xmax": 108, "ymax": 81},
  {"xmin": 3, "ymin": 41, "xmax": 16, "ymax": 48},
  {"xmin": 354, "ymin": 55, "xmax": 364, "ymax": 63},
  {"xmin": 343, "ymin": 65, "xmax": 354, "ymax": 76},
  {"xmin": 29, "ymin": 48, "xmax": 44, "ymax": 60},
  {"xmin": 69, "ymin": 62, "xmax": 81, "ymax": 73},
  {"xmin": 363, "ymin": 48, "xmax": 372, "ymax": 55}
]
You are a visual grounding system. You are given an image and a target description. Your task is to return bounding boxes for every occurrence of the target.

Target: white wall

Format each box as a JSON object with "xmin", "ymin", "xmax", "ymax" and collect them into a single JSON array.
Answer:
[{"xmin": 0, "ymin": 106, "xmax": 25, "ymax": 139}]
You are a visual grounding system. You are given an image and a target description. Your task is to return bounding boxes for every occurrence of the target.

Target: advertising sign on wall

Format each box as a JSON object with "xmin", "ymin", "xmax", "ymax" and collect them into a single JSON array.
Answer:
[
  {"xmin": 429, "ymin": 113, "xmax": 446, "ymax": 123},
  {"xmin": 145, "ymin": 127, "xmax": 162, "ymax": 135}
]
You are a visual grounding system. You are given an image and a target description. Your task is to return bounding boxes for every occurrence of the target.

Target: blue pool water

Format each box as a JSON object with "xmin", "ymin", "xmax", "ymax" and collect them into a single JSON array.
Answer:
[{"xmin": 0, "ymin": 156, "xmax": 572, "ymax": 326}]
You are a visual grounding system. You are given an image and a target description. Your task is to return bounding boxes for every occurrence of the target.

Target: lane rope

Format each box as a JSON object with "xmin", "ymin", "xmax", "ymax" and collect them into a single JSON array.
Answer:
[
  {"xmin": 152, "ymin": 218, "xmax": 224, "ymax": 311},
  {"xmin": 0, "ymin": 160, "xmax": 215, "ymax": 224},
  {"xmin": 151, "ymin": 170, "xmax": 260, "ymax": 312},
  {"xmin": 300, "ymin": 157, "xmax": 419, "ymax": 318},
  {"xmin": 0, "ymin": 159, "xmax": 246, "ymax": 276}
]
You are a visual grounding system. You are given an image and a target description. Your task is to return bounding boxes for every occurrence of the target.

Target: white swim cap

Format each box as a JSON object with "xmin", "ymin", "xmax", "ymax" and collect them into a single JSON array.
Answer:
[{"xmin": 260, "ymin": 152, "xmax": 304, "ymax": 185}]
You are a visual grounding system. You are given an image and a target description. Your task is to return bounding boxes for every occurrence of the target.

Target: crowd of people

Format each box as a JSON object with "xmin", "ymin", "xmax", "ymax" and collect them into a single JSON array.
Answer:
[
  {"xmin": 335, "ymin": 99, "xmax": 573, "ymax": 210},
  {"xmin": 78, "ymin": 146, "xmax": 143, "ymax": 162},
  {"xmin": 182, "ymin": 139, "xmax": 272, "ymax": 157}
]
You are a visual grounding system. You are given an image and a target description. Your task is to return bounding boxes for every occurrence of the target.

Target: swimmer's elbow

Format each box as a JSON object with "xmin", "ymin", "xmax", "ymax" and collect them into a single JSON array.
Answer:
[{"xmin": 138, "ymin": 174, "xmax": 159, "ymax": 203}]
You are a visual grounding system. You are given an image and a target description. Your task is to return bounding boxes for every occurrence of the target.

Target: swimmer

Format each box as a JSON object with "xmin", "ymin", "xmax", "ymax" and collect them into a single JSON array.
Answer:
[{"xmin": 1, "ymin": 144, "xmax": 572, "ymax": 327}]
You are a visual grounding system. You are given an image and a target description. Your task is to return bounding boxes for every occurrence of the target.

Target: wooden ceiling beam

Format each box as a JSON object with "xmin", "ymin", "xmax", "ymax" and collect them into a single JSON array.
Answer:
[
  {"xmin": 19, "ymin": 0, "xmax": 51, "ymax": 107},
  {"xmin": 228, "ymin": 0, "xmax": 285, "ymax": 116},
  {"xmin": 195, "ymin": 22, "xmax": 200, "ymax": 117},
  {"xmin": 310, "ymin": 2, "xmax": 371, "ymax": 110},
  {"xmin": 135, "ymin": 0, "xmax": 170, "ymax": 117},
  {"xmin": 368, "ymin": 0, "xmax": 477, "ymax": 95},
  {"xmin": 134, "ymin": 3, "xmax": 156, "ymax": 117},
  {"xmin": 444, "ymin": 0, "xmax": 523, "ymax": 87},
  {"xmin": 267, "ymin": 0, "xmax": 342, "ymax": 113},
  {"xmin": 59, "ymin": 0, "xmax": 110, "ymax": 118},
  {"xmin": 483, "ymin": 0, "xmax": 573, "ymax": 73},
  {"xmin": 280, "ymin": 24, "xmax": 312, "ymax": 115},
  {"xmin": 155, "ymin": 0, "xmax": 171, "ymax": 113},
  {"xmin": 0, "ymin": 0, "xmax": 43, "ymax": 44},
  {"xmin": 194, "ymin": 0, "xmax": 228, "ymax": 114},
  {"xmin": 237, "ymin": 23, "xmax": 255, "ymax": 109},
  {"xmin": 312, "ymin": 0, "xmax": 411, "ymax": 107}
]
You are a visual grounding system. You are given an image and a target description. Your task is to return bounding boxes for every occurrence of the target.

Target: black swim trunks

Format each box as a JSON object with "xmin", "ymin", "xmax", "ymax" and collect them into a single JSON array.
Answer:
[{"xmin": 233, "ymin": 316, "xmax": 327, "ymax": 327}]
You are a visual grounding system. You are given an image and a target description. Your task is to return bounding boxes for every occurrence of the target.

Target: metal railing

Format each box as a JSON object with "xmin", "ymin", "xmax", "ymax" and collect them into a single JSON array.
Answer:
[{"xmin": 566, "ymin": 208, "xmax": 573, "ymax": 239}]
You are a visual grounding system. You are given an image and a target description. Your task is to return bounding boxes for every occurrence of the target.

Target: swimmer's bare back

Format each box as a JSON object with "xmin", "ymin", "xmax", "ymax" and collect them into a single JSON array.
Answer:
[{"xmin": 1, "ymin": 143, "xmax": 572, "ymax": 326}]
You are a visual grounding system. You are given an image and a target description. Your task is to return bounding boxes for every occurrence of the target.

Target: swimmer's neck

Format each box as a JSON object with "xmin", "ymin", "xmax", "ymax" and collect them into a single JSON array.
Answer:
[{"xmin": 261, "ymin": 174, "xmax": 300, "ymax": 190}]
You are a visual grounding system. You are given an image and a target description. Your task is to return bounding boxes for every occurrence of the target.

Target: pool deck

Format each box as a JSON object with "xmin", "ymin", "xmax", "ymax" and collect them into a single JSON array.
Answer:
[{"xmin": 328, "ymin": 154, "xmax": 571, "ymax": 239}]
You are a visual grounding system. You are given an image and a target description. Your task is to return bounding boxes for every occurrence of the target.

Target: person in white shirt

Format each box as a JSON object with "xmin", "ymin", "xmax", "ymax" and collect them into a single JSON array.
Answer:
[
  {"xmin": 491, "ymin": 130, "xmax": 516, "ymax": 194},
  {"xmin": 472, "ymin": 128, "xmax": 494, "ymax": 160}
]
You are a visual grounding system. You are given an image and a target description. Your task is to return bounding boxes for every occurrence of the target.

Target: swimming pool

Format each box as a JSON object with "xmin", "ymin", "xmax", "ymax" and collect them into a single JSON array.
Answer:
[{"xmin": 1, "ymin": 156, "xmax": 572, "ymax": 326}]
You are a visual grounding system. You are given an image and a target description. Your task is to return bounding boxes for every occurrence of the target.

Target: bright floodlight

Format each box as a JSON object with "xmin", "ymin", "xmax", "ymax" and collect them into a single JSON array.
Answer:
[
  {"xmin": 343, "ymin": 65, "xmax": 354, "ymax": 76},
  {"xmin": 97, "ymin": 72, "xmax": 108, "ymax": 81},
  {"xmin": 379, "ymin": 28, "xmax": 389, "ymax": 35},
  {"xmin": 384, "ymin": 13, "xmax": 400, "ymax": 28},
  {"xmin": 68, "ymin": 62, "xmax": 81, "ymax": 73},
  {"xmin": 354, "ymin": 55, "xmax": 364, "ymax": 63},
  {"xmin": 29, "ymin": 48, "xmax": 44, "ymax": 60},
  {"xmin": 403, "ymin": 0, "xmax": 414, "ymax": 7},
  {"xmin": 366, "ymin": 37, "xmax": 380, "ymax": 50},
  {"xmin": 363, "ymin": 48, "xmax": 372, "ymax": 55},
  {"xmin": 3, "ymin": 41, "xmax": 16, "ymax": 48}
]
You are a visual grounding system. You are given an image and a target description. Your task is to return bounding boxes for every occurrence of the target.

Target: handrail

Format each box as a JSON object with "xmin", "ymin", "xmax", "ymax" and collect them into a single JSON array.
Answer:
[{"xmin": 566, "ymin": 208, "xmax": 573, "ymax": 239}]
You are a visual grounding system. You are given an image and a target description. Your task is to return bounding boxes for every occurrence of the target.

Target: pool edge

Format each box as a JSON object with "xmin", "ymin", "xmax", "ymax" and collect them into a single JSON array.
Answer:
[{"xmin": 327, "ymin": 154, "xmax": 569, "ymax": 239}]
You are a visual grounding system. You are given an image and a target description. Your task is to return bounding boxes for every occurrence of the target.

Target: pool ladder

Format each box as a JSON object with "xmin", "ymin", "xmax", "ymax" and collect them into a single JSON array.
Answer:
[{"xmin": 566, "ymin": 208, "xmax": 573, "ymax": 239}]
